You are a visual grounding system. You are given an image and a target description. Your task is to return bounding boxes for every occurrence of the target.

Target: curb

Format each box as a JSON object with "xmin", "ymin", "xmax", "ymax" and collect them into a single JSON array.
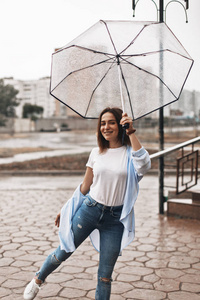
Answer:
[{"xmin": 0, "ymin": 170, "xmax": 85, "ymax": 176}]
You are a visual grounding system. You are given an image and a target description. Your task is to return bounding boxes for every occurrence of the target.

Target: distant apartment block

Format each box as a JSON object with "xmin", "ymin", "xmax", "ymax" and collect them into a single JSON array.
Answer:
[{"xmin": 3, "ymin": 77, "xmax": 68, "ymax": 118}]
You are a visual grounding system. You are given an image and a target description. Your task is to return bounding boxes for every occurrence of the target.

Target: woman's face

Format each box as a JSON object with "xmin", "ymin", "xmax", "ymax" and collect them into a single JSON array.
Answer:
[{"xmin": 100, "ymin": 112, "xmax": 119, "ymax": 143}]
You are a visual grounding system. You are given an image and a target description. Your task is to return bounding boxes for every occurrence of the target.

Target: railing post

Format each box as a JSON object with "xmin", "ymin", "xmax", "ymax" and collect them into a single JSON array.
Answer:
[
  {"xmin": 159, "ymin": 108, "xmax": 164, "ymax": 214},
  {"xmin": 159, "ymin": 158, "xmax": 164, "ymax": 214}
]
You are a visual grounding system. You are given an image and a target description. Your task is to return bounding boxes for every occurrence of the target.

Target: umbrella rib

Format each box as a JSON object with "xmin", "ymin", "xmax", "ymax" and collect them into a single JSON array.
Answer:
[
  {"xmin": 51, "ymin": 56, "xmax": 115, "ymax": 94},
  {"xmin": 49, "ymin": 94, "xmax": 92, "ymax": 119},
  {"xmin": 54, "ymin": 44, "xmax": 115, "ymax": 58},
  {"xmin": 100, "ymin": 20, "xmax": 118, "ymax": 55},
  {"xmin": 164, "ymin": 49, "xmax": 193, "ymax": 61},
  {"xmin": 120, "ymin": 56, "xmax": 177, "ymax": 99},
  {"xmin": 121, "ymin": 49, "xmax": 193, "ymax": 61},
  {"xmin": 73, "ymin": 45, "xmax": 116, "ymax": 59},
  {"xmin": 119, "ymin": 24, "xmax": 148, "ymax": 55},
  {"xmin": 84, "ymin": 62, "xmax": 116, "ymax": 117}
]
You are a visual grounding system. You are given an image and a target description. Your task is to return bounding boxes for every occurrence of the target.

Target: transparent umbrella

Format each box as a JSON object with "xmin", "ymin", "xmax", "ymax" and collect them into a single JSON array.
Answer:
[{"xmin": 50, "ymin": 20, "xmax": 193, "ymax": 120}]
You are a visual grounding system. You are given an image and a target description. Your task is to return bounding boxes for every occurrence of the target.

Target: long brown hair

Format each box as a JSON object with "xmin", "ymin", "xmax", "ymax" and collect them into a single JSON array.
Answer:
[{"xmin": 97, "ymin": 107, "xmax": 131, "ymax": 153}]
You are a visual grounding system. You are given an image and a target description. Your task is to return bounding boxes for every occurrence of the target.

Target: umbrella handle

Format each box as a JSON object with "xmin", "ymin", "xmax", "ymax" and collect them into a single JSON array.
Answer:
[
  {"xmin": 118, "ymin": 60, "xmax": 129, "ymax": 131},
  {"xmin": 117, "ymin": 63, "xmax": 125, "ymax": 113},
  {"xmin": 122, "ymin": 123, "xmax": 129, "ymax": 145},
  {"xmin": 123, "ymin": 123, "xmax": 129, "ymax": 129}
]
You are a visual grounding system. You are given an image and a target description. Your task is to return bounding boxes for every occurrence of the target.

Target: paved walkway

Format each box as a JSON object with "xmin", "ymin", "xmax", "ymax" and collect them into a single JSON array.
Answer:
[{"xmin": 0, "ymin": 174, "xmax": 200, "ymax": 300}]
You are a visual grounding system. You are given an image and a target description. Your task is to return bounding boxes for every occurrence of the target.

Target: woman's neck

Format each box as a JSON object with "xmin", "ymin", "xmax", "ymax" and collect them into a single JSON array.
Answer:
[{"xmin": 108, "ymin": 140, "xmax": 123, "ymax": 149}]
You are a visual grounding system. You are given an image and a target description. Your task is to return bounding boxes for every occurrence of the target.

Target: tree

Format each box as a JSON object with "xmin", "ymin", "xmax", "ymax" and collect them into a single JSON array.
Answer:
[
  {"xmin": 22, "ymin": 103, "xmax": 43, "ymax": 120},
  {"xmin": 0, "ymin": 79, "xmax": 19, "ymax": 126}
]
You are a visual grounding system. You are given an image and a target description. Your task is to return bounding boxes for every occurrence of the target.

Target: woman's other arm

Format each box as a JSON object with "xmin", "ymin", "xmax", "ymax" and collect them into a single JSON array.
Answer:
[
  {"xmin": 55, "ymin": 167, "xmax": 93, "ymax": 228},
  {"xmin": 80, "ymin": 167, "xmax": 93, "ymax": 195}
]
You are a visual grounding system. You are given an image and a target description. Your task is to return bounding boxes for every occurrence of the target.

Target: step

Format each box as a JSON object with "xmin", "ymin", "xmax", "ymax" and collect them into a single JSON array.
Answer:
[
  {"xmin": 192, "ymin": 192, "xmax": 200, "ymax": 204},
  {"xmin": 167, "ymin": 198, "xmax": 200, "ymax": 220}
]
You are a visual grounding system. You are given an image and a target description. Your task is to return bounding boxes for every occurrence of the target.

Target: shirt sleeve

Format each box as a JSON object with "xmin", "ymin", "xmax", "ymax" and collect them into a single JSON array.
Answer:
[
  {"xmin": 86, "ymin": 148, "xmax": 96, "ymax": 169},
  {"xmin": 131, "ymin": 146, "xmax": 151, "ymax": 177}
]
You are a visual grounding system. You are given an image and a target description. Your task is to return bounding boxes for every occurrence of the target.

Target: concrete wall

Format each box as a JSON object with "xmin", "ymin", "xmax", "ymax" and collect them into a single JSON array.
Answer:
[
  {"xmin": 0, "ymin": 118, "xmax": 35, "ymax": 133},
  {"xmin": 14, "ymin": 118, "xmax": 35, "ymax": 132},
  {"xmin": 0, "ymin": 117, "xmax": 97, "ymax": 133},
  {"xmin": 35, "ymin": 117, "xmax": 98, "ymax": 131}
]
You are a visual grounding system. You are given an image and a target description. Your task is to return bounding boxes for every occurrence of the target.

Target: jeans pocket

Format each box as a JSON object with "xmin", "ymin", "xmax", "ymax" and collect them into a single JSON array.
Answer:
[{"xmin": 84, "ymin": 196, "xmax": 97, "ymax": 207}]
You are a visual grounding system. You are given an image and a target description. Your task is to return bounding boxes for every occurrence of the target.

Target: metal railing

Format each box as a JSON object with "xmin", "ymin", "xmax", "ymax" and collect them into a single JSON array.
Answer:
[{"xmin": 149, "ymin": 136, "xmax": 200, "ymax": 214}]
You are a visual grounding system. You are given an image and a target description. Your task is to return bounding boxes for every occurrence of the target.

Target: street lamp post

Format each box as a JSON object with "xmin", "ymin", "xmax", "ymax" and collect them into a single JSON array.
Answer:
[
  {"xmin": 132, "ymin": 0, "xmax": 190, "ymax": 214},
  {"xmin": 159, "ymin": 0, "xmax": 164, "ymax": 214}
]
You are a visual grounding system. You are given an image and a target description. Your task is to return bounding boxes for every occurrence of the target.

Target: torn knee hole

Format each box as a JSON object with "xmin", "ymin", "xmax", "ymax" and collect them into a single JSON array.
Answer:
[
  {"xmin": 51, "ymin": 254, "xmax": 62, "ymax": 264},
  {"xmin": 100, "ymin": 277, "xmax": 112, "ymax": 283},
  {"xmin": 53, "ymin": 254, "xmax": 60, "ymax": 262}
]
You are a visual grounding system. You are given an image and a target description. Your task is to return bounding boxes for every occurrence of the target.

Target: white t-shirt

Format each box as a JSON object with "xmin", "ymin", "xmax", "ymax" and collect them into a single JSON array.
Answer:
[{"xmin": 86, "ymin": 146, "xmax": 128, "ymax": 207}]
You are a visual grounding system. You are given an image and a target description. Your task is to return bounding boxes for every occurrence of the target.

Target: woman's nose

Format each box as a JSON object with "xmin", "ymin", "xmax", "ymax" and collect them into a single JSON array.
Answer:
[{"xmin": 105, "ymin": 123, "xmax": 109, "ymax": 129}]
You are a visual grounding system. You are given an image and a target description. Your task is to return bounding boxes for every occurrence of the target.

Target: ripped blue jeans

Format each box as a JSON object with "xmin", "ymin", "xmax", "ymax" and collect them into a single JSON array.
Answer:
[{"xmin": 36, "ymin": 195, "xmax": 124, "ymax": 300}]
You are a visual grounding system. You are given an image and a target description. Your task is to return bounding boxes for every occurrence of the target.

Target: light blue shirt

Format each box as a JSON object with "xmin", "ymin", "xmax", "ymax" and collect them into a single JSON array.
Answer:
[{"xmin": 59, "ymin": 146, "xmax": 151, "ymax": 253}]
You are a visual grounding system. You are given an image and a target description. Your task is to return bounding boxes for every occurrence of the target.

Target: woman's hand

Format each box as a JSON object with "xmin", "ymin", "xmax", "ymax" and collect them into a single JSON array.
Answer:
[
  {"xmin": 120, "ymin": 113, "xmax": 136, "ymax": 135},
  {"xmin": 120, "ymin": 112, "xmax": 142, "ymax": 151},
  {"xmin": 55, "ymin": 213, "xmax": 60, "ymax": 227}
]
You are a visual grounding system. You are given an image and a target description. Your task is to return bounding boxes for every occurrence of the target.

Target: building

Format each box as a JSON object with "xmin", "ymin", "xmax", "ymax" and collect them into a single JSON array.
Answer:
[
  {"xmin": 168, "ymin": 89, "xmax": 200, "ymax": 119},
  {"xmin": 3, "ymin": 77, "xmax": 60, "ymax": 118}
]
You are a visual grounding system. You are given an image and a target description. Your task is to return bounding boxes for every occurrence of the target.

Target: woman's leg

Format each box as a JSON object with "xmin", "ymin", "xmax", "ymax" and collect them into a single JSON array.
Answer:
[
  {"xmin": 36, "ymin": 197, "xmax": 100, "ymax": 282},
  {"xmin": 35, "ymin": 245, "xmax": 72, "ymax": 282},
  {"xmin": 95, "ymin": 207, "xmax": 124, "ymax": 300}
]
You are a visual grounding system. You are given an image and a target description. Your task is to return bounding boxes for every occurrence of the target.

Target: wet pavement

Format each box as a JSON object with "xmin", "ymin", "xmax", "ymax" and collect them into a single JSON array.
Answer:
[
  {"xmin": 0, "ymin": 132, "xmax": 97, "ymax": 165},
  {"xmin": 0, "ymin": 132, "xmax": 97, "ymax": 149},
  {"xmin": 0, "ymin": 174, "xmax": 200, "ymax": 300}
]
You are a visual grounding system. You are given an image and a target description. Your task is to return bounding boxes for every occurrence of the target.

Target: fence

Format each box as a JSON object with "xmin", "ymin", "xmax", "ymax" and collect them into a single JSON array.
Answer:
[{"xmin": 150, "ymin": 136, "xmax": 200, "ymax": 214}]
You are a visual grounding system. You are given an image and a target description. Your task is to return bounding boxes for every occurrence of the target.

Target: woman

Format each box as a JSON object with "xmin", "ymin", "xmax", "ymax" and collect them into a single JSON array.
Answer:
[{"xmin": 23, "ymin": 107, "xmax": 151, "ymax": 300}]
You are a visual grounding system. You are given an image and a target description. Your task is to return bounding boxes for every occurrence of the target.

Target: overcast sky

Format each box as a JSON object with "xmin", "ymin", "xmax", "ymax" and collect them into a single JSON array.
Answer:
[{"xmin": 0, "ymin": 0, "xmax": 199, "ymax": 91}]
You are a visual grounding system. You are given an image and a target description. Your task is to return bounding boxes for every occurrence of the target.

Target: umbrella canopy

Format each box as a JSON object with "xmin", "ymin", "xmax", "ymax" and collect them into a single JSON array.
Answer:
[{"xmin": 50, "ymin": 20, "xmax": 193, "ymax": 120}]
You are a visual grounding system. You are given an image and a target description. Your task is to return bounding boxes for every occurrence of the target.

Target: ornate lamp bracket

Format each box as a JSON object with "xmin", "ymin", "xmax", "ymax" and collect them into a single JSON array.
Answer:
[
  {"xmin": 165, "ymin": 1, "xmax": 188, "ymax": 23},
  {"xmin": 132, "ymin": 0, "xmax": 189, "ymax": 23}
]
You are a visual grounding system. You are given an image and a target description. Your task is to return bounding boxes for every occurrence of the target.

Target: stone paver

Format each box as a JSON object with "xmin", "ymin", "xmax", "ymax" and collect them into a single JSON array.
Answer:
[{"xmin": 0, "ymin": 174, "xmax": 200, "ymax": 299}]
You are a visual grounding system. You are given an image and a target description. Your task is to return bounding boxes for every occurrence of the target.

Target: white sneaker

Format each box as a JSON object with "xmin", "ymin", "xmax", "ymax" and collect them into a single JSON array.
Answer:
[{"xmin": 23, "ymin": 278, "xmax": 41, "ymax": 300}]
